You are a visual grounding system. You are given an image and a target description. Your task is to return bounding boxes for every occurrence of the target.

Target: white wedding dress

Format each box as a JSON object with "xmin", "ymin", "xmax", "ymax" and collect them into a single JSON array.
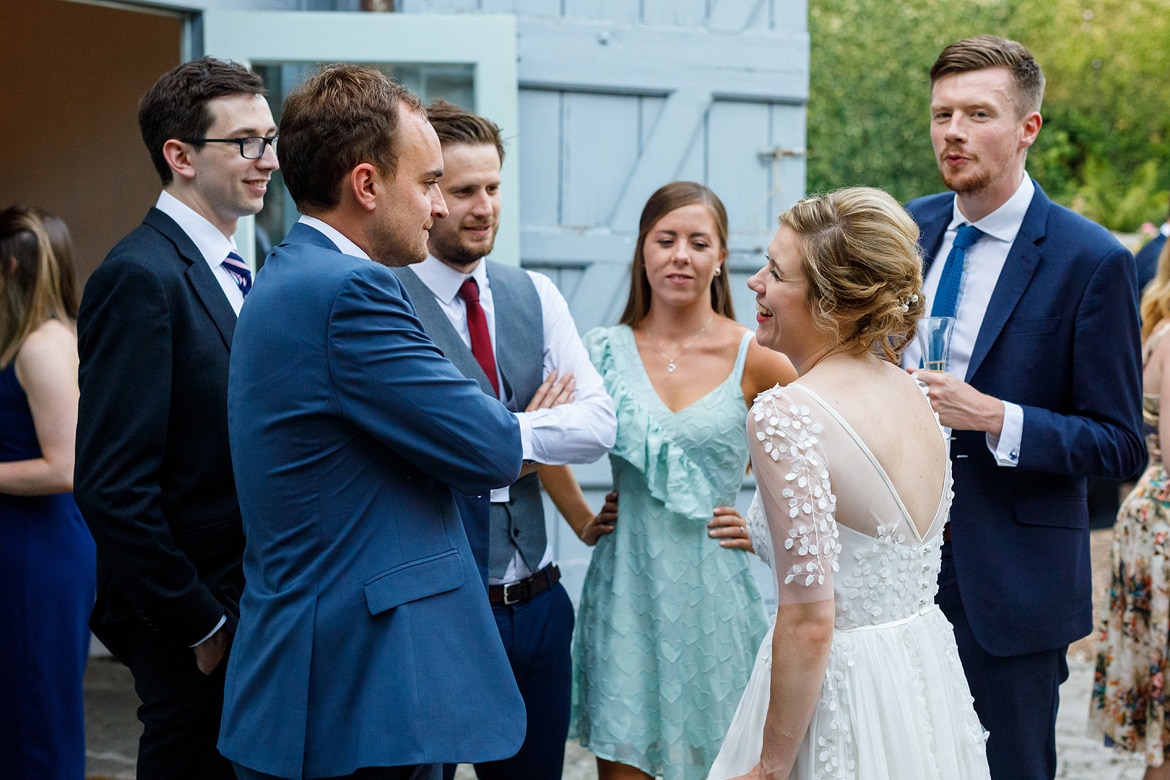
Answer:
[{"xmin": 707, "ymin": 383, "xmax": 990, "ymax": 779}]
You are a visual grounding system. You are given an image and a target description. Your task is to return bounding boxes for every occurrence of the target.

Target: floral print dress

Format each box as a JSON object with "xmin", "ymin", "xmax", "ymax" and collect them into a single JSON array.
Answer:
[{"xmin": 1090, "ymin": 322, "xmax": 1170, "ymax": 765}]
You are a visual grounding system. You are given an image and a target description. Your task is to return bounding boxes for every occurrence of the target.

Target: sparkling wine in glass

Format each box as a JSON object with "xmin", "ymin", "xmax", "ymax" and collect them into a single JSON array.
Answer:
[{"xmin": 917, "ymin": 316, "xmax": 956, "ymax": 372}]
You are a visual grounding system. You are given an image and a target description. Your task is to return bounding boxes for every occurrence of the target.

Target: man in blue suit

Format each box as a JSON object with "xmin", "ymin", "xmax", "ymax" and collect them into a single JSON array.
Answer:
[
  {"xmin": 902, "ymin": 36, "xmax": 1145, "ymax": 779},
  {"xmin": 218, "ymin": 64, "xmax": 526, "ymax": 780}
]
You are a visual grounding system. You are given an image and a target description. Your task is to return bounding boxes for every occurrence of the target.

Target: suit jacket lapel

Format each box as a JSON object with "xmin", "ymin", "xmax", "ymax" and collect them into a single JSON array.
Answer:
[
  {"xmin": 144, "ymin": 208, "xmax": 238, "ymax": 350},
  {"xmin": 966, "ymin": 189, "xmax": 1048, "ymax": 381},
  {"xmin": 917, "ymin": 199, "xmax": 952, "ymax": 279}
]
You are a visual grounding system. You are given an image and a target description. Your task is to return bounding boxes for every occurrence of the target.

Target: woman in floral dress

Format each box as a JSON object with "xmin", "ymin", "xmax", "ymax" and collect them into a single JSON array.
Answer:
[{"xmin": 1091, "ymin": 238, "xmax": 1170, "ymax": 778}]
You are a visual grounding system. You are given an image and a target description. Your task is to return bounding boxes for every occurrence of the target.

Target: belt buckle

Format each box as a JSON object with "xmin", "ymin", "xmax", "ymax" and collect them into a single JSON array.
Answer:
[{"xmin": 502, "ymin": 580, "xmax": 527, "ymax": 606}]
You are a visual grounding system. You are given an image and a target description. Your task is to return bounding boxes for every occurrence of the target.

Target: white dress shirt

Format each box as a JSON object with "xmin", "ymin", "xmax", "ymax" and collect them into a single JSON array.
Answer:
[
  {"xmin": 904, "ymin": 176, "xmax": 1033, "ymax": 467},
  {"xmin": 155, "ymin": 191, "xmax": 246, "ymax": 316},
  {"xmin": 411, "ymin": 254, "xmax": 617, "ymax": 581}
]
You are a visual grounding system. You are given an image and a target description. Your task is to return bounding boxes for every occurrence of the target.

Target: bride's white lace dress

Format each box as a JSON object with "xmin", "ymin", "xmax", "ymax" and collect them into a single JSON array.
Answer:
[{"xmin": 708, "ymin": 383, "xmax": 990, "ymax": 779}]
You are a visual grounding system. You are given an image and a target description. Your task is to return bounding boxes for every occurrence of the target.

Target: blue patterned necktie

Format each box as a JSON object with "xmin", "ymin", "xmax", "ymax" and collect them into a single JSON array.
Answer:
[
  {"xmin": 931, "ymin": 224, "xmax": 984, "ymax": 318},
  {"xmin": 222, "ymin": 251, "xmax": 253, "ymax": 299}
]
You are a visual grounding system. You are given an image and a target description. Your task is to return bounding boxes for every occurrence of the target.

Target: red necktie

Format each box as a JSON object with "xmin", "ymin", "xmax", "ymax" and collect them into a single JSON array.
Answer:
[{"xmin": 457, "ymin": 277, "xmax": 500, "ymax": 396}]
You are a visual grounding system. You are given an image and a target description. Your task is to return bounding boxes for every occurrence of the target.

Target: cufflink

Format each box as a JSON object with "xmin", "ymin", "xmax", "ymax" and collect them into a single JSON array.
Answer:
[{"xmin": 1009, "ymin": 449, "xmax": 1019, "ymax": 462}]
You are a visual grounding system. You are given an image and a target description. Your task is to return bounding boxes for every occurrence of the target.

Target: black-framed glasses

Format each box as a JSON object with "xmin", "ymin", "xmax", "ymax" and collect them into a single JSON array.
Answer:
[{"xmin": 180, "ymin": 135, "xmax": 278, "ymax": 160}]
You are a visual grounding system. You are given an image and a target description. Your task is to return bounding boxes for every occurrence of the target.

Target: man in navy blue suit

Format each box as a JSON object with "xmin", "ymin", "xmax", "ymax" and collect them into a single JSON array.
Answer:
[
  {"xmin": 219, "ymin": 65, "xmax": 526, "ymax": 779},
  {"xmin": 902, "ymin": 36, "xmax": 1145, "ymax": 778},
  {"xmin": 76, "ymin": 57, "xmax": 277, "ymax": 779}
]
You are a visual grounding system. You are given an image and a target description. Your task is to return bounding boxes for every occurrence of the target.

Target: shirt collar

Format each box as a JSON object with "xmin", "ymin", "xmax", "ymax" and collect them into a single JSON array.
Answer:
[
  {"xmin": 297, "ymin": 215, "xmax": 370, "ymax": 260},
  {"xmin": 949, "ymin": 175, "xmax": 1034, "ymax": 244},
  {"xmin": 155, "ymin": 190, "xmax": 238, "ymax": 266},
  {"xmin": 412, "ymin": 255, "xmax": 489, "ymax": 305}
]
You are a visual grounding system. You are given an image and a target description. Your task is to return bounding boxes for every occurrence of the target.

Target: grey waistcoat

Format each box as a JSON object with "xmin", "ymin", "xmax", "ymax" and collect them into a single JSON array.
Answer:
[{"xmin": 395, "ymin": 261, "xmax": 547, "ymax": 578}]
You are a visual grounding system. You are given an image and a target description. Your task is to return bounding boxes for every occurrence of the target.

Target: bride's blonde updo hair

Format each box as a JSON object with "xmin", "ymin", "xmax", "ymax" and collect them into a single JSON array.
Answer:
[{"xmin": 779, "ymin": 187, "xmax": 925, "ymax": 363}]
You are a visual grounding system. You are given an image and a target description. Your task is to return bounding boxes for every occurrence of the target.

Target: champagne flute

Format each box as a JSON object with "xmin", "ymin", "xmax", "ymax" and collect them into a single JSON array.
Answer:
[{"xmin": 917, "ymin": 316, "xmax": 956, "ymax": 372}]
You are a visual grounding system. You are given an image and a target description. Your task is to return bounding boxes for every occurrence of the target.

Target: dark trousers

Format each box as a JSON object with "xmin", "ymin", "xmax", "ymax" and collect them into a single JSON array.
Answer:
[
  {"xmin": 103, "ymin": 621, "xmax": 235, "ymax": 780},
  {"xmin": 938, "ymin": 548, "xmax": 1068, "ymax": 780},
  {"xmin": 471, "ymin": 581, "xmax": 575, "ymax": 780},
  {"xmin": 234, "ymin": 763, "xmax": 441, "ymax": 780}
]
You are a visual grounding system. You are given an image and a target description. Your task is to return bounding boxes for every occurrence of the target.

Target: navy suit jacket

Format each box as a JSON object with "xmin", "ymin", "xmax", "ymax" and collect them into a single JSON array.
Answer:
[
  {"xmin": 1136, "ymin": 233, "xmax": 1166, "ymax": 293},
  {"xmin": 907, "ymin": 182, "xmax": 1145, "ymax": 656},
  {"xmin": 218, "ymin": 223, "xmax": 525, "ymax": 778},
  {"xmin": 76, "ymin": 207, "xmax": 244, "ymax": 652}
]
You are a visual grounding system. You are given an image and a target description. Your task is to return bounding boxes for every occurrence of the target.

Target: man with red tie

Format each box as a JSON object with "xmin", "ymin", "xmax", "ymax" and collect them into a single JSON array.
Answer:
[{"xmin": 393, "ymin": 100, "xmax": 616, "ymax": 780}]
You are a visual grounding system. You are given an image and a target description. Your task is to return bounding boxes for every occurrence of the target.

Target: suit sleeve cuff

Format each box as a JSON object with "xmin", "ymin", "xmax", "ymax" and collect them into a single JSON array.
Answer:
[{"xmin": 190, "ymin": 614, "xmax": 227, "ymax": 648}]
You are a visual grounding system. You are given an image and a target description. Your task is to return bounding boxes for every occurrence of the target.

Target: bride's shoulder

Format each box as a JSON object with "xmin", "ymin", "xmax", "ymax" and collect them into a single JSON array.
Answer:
[
  {"xmin": 748, "ymin": 383, "xmax": 820, "ymax": 434},
  {"xmin": 749, "ymin": 381, "xmax": 804, "ymax": 411}
]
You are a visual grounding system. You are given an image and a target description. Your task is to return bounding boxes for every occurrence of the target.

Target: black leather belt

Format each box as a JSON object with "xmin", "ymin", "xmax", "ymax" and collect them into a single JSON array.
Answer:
[{"xmin": 489, "ymin": 564, "xmax": 560, "ymax": 606}]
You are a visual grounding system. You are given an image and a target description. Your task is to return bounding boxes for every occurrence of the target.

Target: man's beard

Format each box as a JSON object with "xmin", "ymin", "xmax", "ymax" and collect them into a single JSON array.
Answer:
[
  {"xmin": 368, "ymin": 221, "xmax": 427, "ymax": 268},
  {"xmin": 432, "ymin": 227, "xmax": 495, "ymax": 268},
  {"xmin": 939, "ymin": 155, "xmax": 991, "ymax": 195}
]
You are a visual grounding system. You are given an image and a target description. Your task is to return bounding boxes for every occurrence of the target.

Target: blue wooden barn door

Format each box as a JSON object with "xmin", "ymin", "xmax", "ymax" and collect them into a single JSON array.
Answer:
[{"xmin": 398, "ymin": 0, "xmax": 809, "ymax": 601}]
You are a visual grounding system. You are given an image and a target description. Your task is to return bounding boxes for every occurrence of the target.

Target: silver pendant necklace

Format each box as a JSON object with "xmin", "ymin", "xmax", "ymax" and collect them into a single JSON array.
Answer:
[{"xmin": 644, "ymin": 314, "xmax": 714, "ymax": 373}]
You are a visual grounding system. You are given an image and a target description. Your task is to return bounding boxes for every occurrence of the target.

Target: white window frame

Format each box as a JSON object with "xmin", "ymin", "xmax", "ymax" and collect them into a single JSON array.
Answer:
[{"xmin": 202, "ymin": 10, "xmax": 519, "ymax": 268}]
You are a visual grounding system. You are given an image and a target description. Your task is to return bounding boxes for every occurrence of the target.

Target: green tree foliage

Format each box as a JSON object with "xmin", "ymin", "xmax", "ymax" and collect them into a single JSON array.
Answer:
[{"xmin": 807, "ymin": 0, "xmax": 1170, "ymax": 230}]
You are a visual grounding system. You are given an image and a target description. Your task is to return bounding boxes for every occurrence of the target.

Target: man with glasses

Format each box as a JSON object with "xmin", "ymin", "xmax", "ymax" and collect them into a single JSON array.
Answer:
[{"xmin": 75, "ymin": 57, "xmax": 277, "ymax": 778}]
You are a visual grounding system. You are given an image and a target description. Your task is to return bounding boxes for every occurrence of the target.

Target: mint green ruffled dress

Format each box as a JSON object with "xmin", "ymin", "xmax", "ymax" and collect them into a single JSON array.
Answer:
[{"xmin": 574, "ymin": 326, "xmax": 769, "ymax": 780}]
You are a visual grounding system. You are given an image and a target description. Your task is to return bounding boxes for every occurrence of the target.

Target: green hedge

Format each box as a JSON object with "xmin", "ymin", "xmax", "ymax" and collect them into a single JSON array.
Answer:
[{"xmin": 807, "ymin": 0, "xmax": 1170, "ymax": 230}]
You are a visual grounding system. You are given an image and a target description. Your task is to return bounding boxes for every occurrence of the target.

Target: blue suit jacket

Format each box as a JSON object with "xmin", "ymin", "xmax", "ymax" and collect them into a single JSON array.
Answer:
[
  {"xmin": 907, "ymin": 183, "xmax": 1145, "ymax": 657},
  {"xmin": 218, "ymin": 223, "xmax": 526, "ymax": 778}
]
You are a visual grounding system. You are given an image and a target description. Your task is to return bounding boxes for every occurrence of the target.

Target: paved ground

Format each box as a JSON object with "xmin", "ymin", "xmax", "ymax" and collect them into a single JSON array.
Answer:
[{"xmin": 84, "ymin": 528, "xmax": 1150, "ymax": 779}]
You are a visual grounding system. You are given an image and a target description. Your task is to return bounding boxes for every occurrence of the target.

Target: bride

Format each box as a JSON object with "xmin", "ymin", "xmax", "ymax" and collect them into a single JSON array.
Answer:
[{"xmin": 707, "ymin": 187, "xmax": 990, "ymax": 779}]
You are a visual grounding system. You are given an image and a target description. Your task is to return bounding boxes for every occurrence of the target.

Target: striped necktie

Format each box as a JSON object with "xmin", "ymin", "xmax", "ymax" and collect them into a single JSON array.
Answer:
[{"xmin": 222, "ymin": 251, "xmax": 253, "ymax": 299}]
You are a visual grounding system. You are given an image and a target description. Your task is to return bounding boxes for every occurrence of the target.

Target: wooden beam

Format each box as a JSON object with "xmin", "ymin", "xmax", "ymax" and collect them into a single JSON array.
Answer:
[
  {"xmin": 521, "ymin": 228, "xmax": 777, "ymax": 265},
  {"xmin": 707, "ymin": 0, "xmax": 764, "ymax": 32},
  {"xmin": 517, "ymin": 17, "xmax": 808, "ymax": 101},
  {"xmin": 609, "ymin": 87, "xmax": 711, "ymax": 232}
]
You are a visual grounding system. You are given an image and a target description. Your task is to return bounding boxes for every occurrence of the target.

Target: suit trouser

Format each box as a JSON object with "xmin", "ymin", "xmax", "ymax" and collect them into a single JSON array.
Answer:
[
  {"xmin": 101, "ymin": 619, "xmax": 235, "ymax": 780},
  {"xmin": 470, "ymin": 581, "xmax": 575, "ymax": 780},
  {"xmin": 233, "ymin": 762, "xmax": 441, "ymax": 780},
  {"xmin": 938, "ymin": 546, "xmax": 1068, "ymax": 780}
]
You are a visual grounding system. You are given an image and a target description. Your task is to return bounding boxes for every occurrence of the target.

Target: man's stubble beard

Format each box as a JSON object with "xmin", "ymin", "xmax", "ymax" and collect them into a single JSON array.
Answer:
[
  {"xmin": 940, "ymin": 158, "xmax": 992, "ymax": 196},
  {"xmin": 367, "ymin": 221, "xmax": 429, "ymax": 268},
  {"xmin": 430, "ymin": 227, "xmax": 496, "ymax": 269}
]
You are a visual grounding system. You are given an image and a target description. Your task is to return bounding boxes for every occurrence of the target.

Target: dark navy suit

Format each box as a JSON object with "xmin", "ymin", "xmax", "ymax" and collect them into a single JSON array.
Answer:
[
  {"xmin": 907, "ymin": 182, "xmax": 1145, "ymax": 778},
  {"xmin": 1136, "ymin": 232, "xmax": 1166, "ymax": 293},
  {"xmin": 76, "ymin": 207, "xmax": 244, "ymax": 779}
]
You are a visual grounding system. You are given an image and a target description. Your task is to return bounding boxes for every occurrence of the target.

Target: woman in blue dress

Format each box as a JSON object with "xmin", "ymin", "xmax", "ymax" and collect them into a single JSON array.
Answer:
[
  {"xmin": 556, "ymin": 182, "xmax": 797, "ymax": 780},
  {"xmin": 0, "ymin": 206, "xmax": 95, "ymax": 779}
]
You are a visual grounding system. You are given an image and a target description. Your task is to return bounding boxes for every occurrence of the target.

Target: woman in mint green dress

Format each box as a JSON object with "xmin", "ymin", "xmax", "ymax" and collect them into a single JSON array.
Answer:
[{"xmin": 569, "ymin": 182, "xmax": 797, "ymax": 780}]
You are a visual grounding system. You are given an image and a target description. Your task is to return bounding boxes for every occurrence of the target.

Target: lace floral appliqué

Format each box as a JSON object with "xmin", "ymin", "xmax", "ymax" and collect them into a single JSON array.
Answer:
[{"xmin": 751, "ymin": 389, "xmax": 840, "ymax": 591}]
